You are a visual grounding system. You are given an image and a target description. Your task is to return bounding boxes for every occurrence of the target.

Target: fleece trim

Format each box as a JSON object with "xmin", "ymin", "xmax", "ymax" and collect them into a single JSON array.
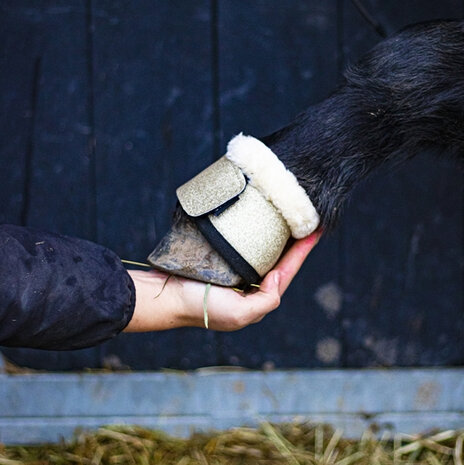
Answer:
[{"xmin": 225, "ymin": 133, "xmax": 320, "ymax": 238}]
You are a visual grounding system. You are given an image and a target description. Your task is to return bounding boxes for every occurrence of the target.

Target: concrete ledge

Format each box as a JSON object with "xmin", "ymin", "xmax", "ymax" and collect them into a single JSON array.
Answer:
[{"xmin": 1, "ymin": 368, "xmax": 463, "ymax": 444}]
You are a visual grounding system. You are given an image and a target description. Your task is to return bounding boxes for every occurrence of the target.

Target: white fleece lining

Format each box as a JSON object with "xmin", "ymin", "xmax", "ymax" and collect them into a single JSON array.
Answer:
[{"xmin": 225, "ymin": 133, "xmax": 320, "ymax": 239}]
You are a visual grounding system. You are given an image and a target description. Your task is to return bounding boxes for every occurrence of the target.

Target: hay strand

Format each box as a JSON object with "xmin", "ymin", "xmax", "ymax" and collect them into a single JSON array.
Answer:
[
  {"xmin": 153, "ymin": 274, "xmax": 173, "ymax": 299},
  {"xmin": 455, "ymin": 434, "xmax": 464, "ymax": 465},
  {"xmin": 121, "ymin": 259, "xmax": 151, "ymax": 268},
  {"xmin": 203, "ymin": 283, "xmax": 212, "ymax": 329}
]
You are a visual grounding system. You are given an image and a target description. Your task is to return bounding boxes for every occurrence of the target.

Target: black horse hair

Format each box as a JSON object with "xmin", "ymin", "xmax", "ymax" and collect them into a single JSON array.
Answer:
[{"xmin": 261, "ymin": 20, "xmax": 464, "ymax": 230}]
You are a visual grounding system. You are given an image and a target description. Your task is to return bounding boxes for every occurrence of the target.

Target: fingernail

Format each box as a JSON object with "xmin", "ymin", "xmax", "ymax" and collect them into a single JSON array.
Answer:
[{"xmin": 274, "ymin": 271, "xmax": 280, "ymax": 286}]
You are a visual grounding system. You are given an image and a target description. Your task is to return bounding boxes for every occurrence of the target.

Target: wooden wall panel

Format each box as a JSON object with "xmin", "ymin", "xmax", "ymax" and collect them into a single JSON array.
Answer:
[
  {"xmin": 215, "ymin": 0, "xmax": 344, "ymax": 368},
  {"xmin": 0, "ymin": 1, "xmax": 101, "ymax": 370},
  {"xmin": 0, "ymin": 3, "xmax": 39, "ymax": 226},
  {"xmin": 0, "ymin": 1, "xmax": 462, "ymax": 370},
  {"xmin": 340, "ymin": 0, "xmax": 464, "ymax": 366},
  {"xmin": 91, "ymin": 0, "xmax": 218, "ymax": 369},
  {"xmin": 22, "ymin": 3, "xmax": 95, "ymax": 241}
]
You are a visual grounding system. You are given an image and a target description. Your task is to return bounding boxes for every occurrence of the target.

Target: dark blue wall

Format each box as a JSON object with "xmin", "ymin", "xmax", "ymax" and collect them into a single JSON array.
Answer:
[{"xmin": 1, "ymin": 0, "xmax": 463, "ymax": 370}]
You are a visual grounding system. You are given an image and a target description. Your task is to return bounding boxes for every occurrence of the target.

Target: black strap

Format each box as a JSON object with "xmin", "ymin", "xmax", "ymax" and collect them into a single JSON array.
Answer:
[{"xmin": 194, "ymin": 215, "xmax": 261, "ymax": 285}]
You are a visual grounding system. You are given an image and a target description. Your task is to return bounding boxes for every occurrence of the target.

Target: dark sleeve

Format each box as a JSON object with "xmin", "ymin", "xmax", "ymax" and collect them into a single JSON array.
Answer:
[{"xmin": 0, "ymin": 224, "xmax": 136, "ymax": 350}]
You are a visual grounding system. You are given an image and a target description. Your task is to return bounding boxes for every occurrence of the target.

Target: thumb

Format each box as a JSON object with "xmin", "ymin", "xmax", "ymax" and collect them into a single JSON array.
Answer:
[
  {"xmin": 259, "ymin": 269, "xmax": 281, "ymax": 295},
  {"xmin": 244, "ymin": 270, "xmax": 282, "ymax": 315}
]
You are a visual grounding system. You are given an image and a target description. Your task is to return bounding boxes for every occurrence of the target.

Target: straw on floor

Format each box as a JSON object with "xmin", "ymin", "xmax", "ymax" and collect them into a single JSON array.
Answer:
[{"xmin": 1, "ymin": 423, "xmax": 463, "ymax": 465}]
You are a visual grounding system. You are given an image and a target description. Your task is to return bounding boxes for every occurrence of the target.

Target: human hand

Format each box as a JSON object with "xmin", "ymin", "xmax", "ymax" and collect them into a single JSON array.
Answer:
[{"xmin": 124, "ymin": 231, "xmax": 321, "ymax": 332}]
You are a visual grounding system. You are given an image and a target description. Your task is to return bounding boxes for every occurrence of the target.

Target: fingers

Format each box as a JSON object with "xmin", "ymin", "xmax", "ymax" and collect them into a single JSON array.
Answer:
[
  {"xmin": 239, "ymin": 231, "xmax": 322, "ymax": 323},
  {"xmin": 169, "ymin": 231, "xmax": 322, "ymax": 332},
  {"xmin": 273, "ymin": 231, "xmax": 321, "ymax": 294},
  {"xmin": 234, "ymin": 270, "xmax": 281, "ymax": 323}
]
